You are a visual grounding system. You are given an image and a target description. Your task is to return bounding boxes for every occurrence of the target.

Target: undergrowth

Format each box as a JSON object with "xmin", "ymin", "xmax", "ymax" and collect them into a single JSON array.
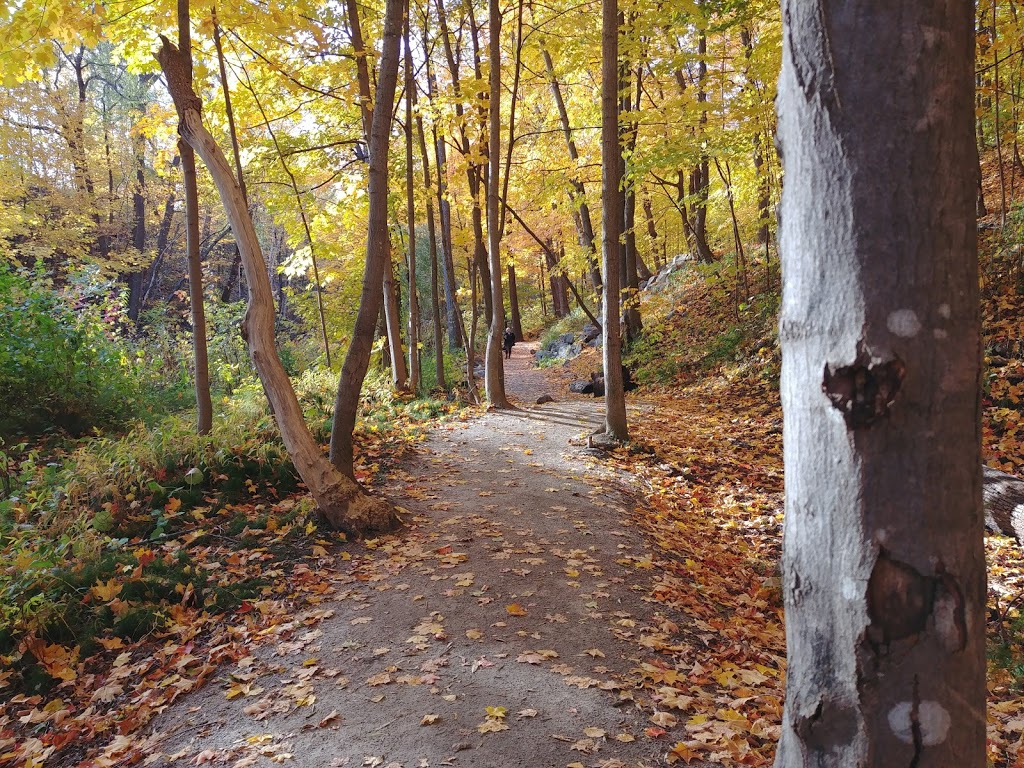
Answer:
[{"xmin": 0, "ymin": 365, "xmax": 459, "ymax": 693}]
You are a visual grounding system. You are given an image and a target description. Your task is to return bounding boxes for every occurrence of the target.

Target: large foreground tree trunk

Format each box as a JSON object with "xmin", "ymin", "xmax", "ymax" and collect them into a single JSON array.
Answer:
[
  {"xmin": 156, "ymin": 39, "xmax": 395, "ymax": 536},
  {"xmin": 775, "ymin": 2, "xmax": 984, "ymax": 766}
]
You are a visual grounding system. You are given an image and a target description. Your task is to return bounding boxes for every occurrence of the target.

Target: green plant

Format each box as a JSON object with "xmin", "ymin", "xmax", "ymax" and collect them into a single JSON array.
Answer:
[{"xmin": 0, "ymin": 266, "xmax": 193, "ymax": 438}]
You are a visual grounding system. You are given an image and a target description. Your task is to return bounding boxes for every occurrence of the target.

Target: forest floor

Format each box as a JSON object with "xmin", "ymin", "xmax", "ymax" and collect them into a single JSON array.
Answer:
[
  {"xmin": 86, "ymin": 342, "xmax": 791, "ymax": 768},
  {"xmin": 9, "ymin": 338, "xmax": 1024, "ymax": 767}
]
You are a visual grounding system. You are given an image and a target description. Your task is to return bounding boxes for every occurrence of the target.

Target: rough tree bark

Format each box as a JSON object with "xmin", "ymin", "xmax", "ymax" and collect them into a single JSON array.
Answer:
[
  {"xmin": 330, "ymin": 0, "xmax": 408, "ymax": 483},
  {"xmin": 599, "ymin": 0, "xmax": 627, "ymax": 442},
  {"xmin": 774, "ymin": 2, "xmax": 984, "ymax": 766},
  {"xmin": 483, "ymin": 0, "xmax": 508, "ymax": 408},
  {"xmin": 404, "ymin": 11, "xmax": 420, "ymax": 394},
  {"xmin": 415, "ymin": 70, "xmax": 447, "ymax": 389},
  {"xmin": 156, "ymin": 38, "xmax": 395, "ymax": 535},
  {"xmin": 507, "ymin": 262, "xmax": 523, "ymax": 341}
]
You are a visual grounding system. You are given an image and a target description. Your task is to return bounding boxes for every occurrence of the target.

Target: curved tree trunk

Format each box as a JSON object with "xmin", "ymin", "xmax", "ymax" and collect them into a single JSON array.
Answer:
[
  {"xmin": 156, "ymin": 37, "xmax": 395, "ymax": 536},
  {"xmin": 775, "ymin": 2, "xmax": 984, "ymax": 765}
]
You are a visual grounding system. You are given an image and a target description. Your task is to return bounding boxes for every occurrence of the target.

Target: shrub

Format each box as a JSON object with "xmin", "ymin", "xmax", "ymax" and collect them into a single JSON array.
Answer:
[{"xmin": 0, "ymin": 266, "xmax": 189, "ymax": 437}]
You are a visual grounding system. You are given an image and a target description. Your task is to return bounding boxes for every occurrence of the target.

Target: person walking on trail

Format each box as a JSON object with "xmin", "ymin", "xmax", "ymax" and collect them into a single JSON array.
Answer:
[{"xmin": 503, "ymin": 325, "xmax": 516, "ymax": 360}]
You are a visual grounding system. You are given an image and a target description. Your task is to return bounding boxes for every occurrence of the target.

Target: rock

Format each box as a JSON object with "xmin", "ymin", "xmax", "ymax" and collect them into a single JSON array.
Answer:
[
  {"xmin": 558, "ymin": 332, "xmax": 575, "ymax": 345},
  {"xmin": 569, "ymin": 380, "xmax": 594, "ymax": 395},
  {"xmin": 581, "ymin": 324, "xmax": 600, "ymax": 343},
  {"xmin": 588, "ymin": 366, "xmax": 637, "ymax": 398},
  {"xmin": 536, "ymin": 394, "xmax": 555, "ymax": 404}
]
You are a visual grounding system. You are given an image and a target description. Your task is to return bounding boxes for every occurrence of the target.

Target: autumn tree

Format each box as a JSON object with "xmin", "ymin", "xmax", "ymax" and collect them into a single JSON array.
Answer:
[
  {"xmin": 775, "ymin": 2, "xmax": 984, "ymax": 765},
  {"xmin": 156, "ymin": 28, "xmax": 396, "ymax": 534}
]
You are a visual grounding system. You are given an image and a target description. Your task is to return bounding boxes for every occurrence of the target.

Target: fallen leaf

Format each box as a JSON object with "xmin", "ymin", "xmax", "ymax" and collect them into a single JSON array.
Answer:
[
  {"xmin": 506, "ymin": 603, "xmax": 528, "ymax": 616},
  {"xmin": 570, "ymin": 738, "xmax": 597, "ymax": 754},
  {"xmin": 319, "ymin": 710, "xmax": 341, "ymax": 727},
  {"xmin": 421, "ymin": 714, "xmax": 441, "ymax": 725}
]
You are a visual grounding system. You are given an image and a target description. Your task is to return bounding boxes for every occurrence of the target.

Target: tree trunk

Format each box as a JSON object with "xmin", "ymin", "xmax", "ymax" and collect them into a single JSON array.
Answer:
[
  {"xmin": 213, "ymin": 7, "xmax": 249, "ymax": 307},
  {"xmin": 483, "ymin": 0, "xmax": 508, "ymax": 408},
  {"xmin": 642, "ymin": 195, "xmax": 663, "ymax": 271},
  {"xmin": 404, "ymin": 13, "xmax": 420, "ymax": 394},
  {"xmin": 426, "ymin": 65, "xmax": 464, "ymax": 349},
  {"xmin": 156, "ymin": 37, "xmax": 395, "ymax": 535},
  {"xmin": 620, "ymin": 59, "xmax": 642, "ymax": 343},
  {"xmin": 128, "ymin": 130, "xmax": 147, "ymax": 323},
  {"xmin": 774, "ymin": 2, "xmax": 984, "ymax": 766},
  {"xmin": 329, "ymin": 0, "xmax": 407, "ymax": 487},
  {"xmin": 507, "ymin": 262, "xmax": 523, "ymax": 340},
  {"xmin": 142, "ymin": 170, "xmax": 179, "ymax": 310},
  {"xmin": 383, "ymin": 251, "xmax": 410, "ymax": 391},
  {"xmin": 436, "ymin": 0, "xmax": 493, "ymax": 323},
  {"xmin": 546, "ymin": 245, "xmax": 568, "ymax": 317},
  {"xmin": 174, "ymin": 0, "xmax": 213, "ymax": 437},
  {"xmin": 600, "ymin": 0, "xmax": 627, "ymax": 442},
  {"xmin": 690, "ymin": 31, "xmax": 715, "ymax": 264}
]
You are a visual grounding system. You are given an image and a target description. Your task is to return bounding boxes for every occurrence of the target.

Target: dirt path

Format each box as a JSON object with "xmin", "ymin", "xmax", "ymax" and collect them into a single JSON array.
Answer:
[{"xmin": 147, "ymin": 345, "xmax": 673, "ymax": 768}]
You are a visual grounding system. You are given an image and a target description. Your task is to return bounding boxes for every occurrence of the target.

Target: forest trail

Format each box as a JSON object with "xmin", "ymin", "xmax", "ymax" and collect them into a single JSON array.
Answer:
[{"xmin": 145, "ymin": 344, "xmax": 675, "ymax": 767}]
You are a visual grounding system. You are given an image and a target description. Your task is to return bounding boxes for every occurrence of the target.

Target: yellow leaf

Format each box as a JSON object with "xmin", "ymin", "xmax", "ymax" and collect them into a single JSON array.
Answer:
[
  {"xmin": 506, "ymin": 603, "xmax": 527, "ymax": 616},
  {"xmin": 90, "ymin": 578, "xmax": 122, "ymax": 602},
  {"xmin": 466, "ymin": 629, "xmax": 483, "ymax": 640},
  {"xmin": 667, "ymin": 742, "xmax": 700, "ymax": 764}
]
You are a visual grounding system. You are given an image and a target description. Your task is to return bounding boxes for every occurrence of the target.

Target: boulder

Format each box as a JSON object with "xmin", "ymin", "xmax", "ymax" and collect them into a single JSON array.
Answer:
[
  {"xmin": 569, "ymin": 380, "xmax": 594, "ymax": 395},
  {"xmin": 558, "ymin": 332, "xmax": 575, "ymax": 345},
  {"xmin": 536, "ymin": 394, "xmax": 555, "ymax": 404},
  {"xmin": 581, "ymin": 324, "xmax": 601, "ymax": 343}
]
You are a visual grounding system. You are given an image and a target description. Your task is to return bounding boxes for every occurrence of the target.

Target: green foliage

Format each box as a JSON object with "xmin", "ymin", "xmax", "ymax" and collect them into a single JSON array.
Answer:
[{"xmin": 0, "ymin": 266, "xmax": 191, "ymax": 438}]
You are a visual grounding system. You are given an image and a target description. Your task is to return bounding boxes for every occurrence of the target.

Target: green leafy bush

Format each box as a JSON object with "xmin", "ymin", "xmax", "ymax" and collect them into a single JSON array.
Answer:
[{"xmin": 0, "ymin": 266, "xmax": 188, "ymax": 437}]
